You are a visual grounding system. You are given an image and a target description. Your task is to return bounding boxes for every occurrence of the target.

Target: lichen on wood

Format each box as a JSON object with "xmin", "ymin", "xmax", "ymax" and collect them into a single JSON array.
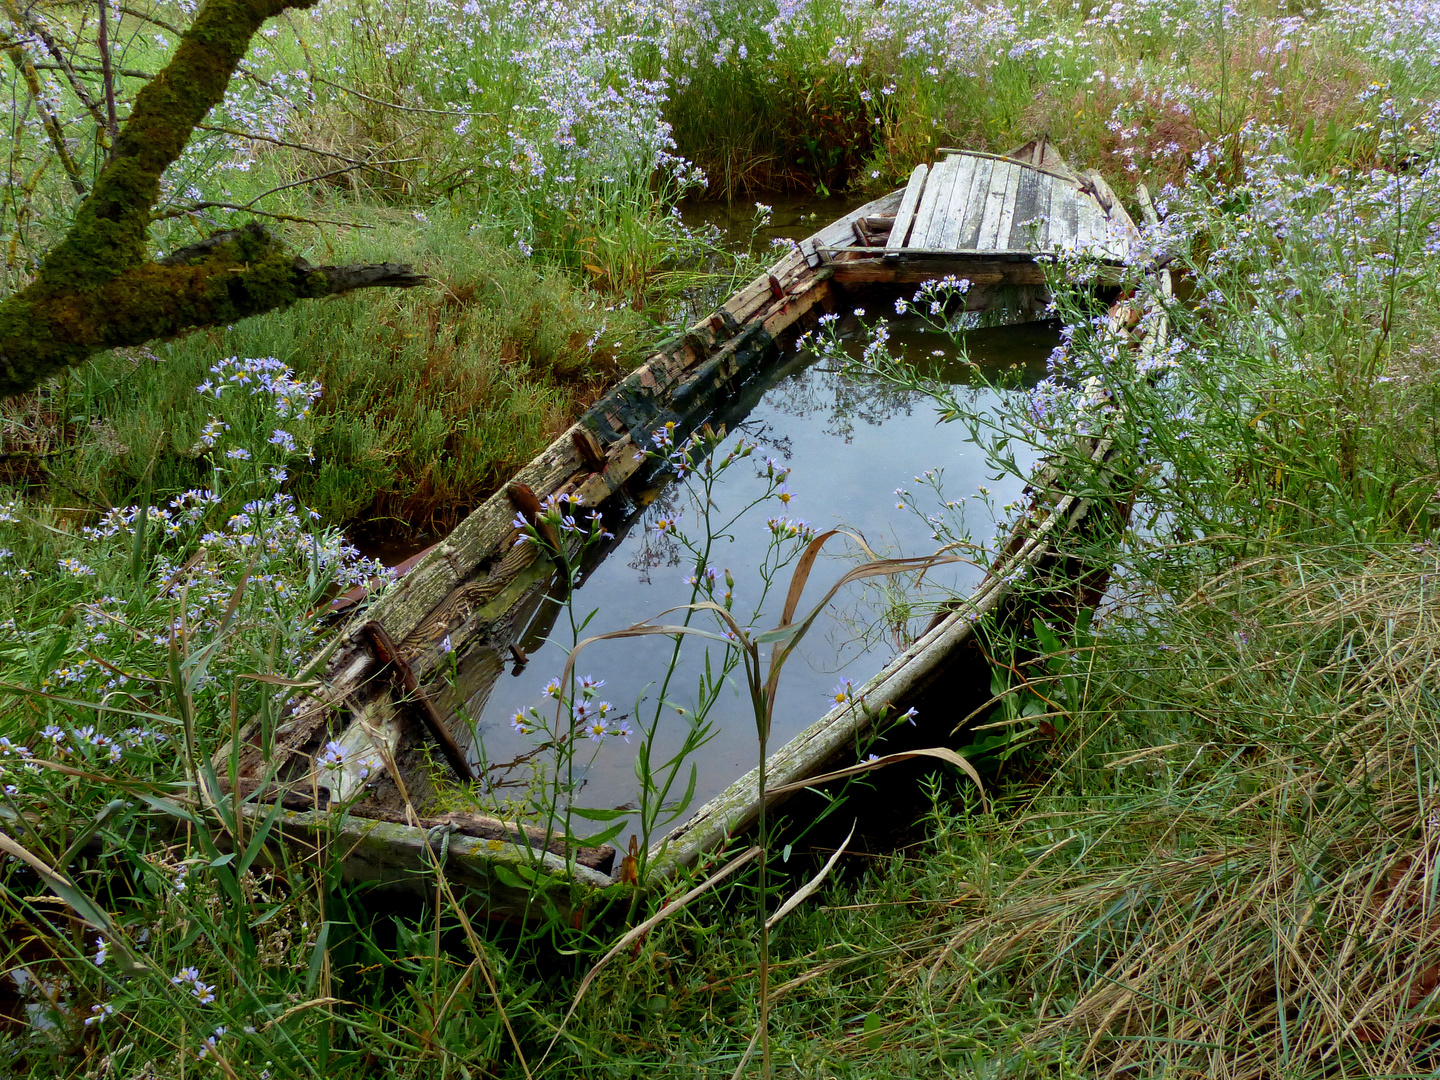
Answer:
[{"xmin": 0, "ymin": 0, "xmax": 423, "ymax": 397}]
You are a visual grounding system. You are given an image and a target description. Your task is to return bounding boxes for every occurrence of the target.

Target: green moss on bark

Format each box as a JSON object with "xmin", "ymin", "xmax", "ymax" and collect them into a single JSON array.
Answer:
[{"xmin": 0, "ymin": 0, "xmax": 419, "ymax": 397}]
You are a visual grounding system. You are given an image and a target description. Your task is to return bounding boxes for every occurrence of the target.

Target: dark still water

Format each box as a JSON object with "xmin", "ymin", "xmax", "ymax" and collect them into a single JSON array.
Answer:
[{"xmin": 466, "ymin": 315, "xmax": 1058, "ymax": 834}]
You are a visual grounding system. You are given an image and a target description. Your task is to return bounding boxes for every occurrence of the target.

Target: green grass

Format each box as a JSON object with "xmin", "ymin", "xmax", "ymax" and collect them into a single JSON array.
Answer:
[{"xmin": 4, "ymin": 213, "xmax": 649, "ymax": 540}]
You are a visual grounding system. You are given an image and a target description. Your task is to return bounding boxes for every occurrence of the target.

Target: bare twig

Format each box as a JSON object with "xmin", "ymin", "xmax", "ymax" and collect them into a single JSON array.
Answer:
[
  {"xmin": 3, "ymin": 41, "xmax": 87, "ymax": 196},
  {"xmin": 194, "ymin": 122, "xmax": 417, "ymax": 180},
  {"xmin": 116, "ymin": 4, "xmax": 182, "ymax": 36},
  {"xmin": 155, "ymin": 203, "xmax": 375, "ymax": 229},
  {"xmin": 30, "ymin": 61, "xmax": 154, "ymax": 80},
  {"xmin": 96, "ymin": 0, "xmax": 119, "ymax": 144},
  {"xmin": 151, "ymin": 158, "xmax": 420, "ymax": 223},
  {"xmin": 311, "ymin": 73, "xmax": 485, "ymax": 117}
]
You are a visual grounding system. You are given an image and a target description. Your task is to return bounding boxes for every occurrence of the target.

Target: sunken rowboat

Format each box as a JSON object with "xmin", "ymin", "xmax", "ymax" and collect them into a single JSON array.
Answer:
[{"xmin": 212, "ymin": 142, "xmax": 1155, "ymax": 918}]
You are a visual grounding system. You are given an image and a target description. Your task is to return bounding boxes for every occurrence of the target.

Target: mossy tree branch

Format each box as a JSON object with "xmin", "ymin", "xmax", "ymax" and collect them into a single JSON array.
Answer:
[{"xmin": 0, "ymin": 0, "xmax": 423, "ymax": 397}]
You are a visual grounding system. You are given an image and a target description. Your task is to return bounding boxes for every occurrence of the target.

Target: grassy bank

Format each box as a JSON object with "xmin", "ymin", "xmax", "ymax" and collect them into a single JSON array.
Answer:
[
  {"xmin": 4, "ymin": 0, "xmax": 1440, "ymax": 1076},
  {"xmin": 5, "ymin": 215, "xmax": 650, "ymax": 542}
]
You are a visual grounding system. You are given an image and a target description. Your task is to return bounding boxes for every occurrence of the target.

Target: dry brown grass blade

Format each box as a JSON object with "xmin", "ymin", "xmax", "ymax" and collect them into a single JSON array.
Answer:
[
  {"xmin": 538, "ymin": 845, "xmax": 763, "ymax": 1069},
  {"xmin": 763, "ymin": 546, "xmax": 963, "ymax": 719},
  {"xmin": 778, "ymin": 528, "xmax": 843, "ymax": 630},
  {"xmin": 767, "ymin": 748, "xmax": 986, "ymax": 813},
  {"xmin": 766, "ymin": 820, "xmax": 856, "ymax": 931}
]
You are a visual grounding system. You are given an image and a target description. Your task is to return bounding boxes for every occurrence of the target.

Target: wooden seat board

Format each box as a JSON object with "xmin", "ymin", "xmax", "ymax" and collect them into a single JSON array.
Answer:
[
  {"xmin": 915, "ymin": 155, "xmax": 961, "ymax": 250},
  {"xmin": 1051, "ymin": 175, "xmax": 1081, "ymax": 252},
  {"xmin": 1039, "ymin": 174, "xmax": 1069, "ymax": 252},
  {"xmin": 1006, "ymin": 164, "xmax": 1045, "ymax": 252},
  {"xmin": 987, "ymin": 162, "xmax": 1026, "ymax": 251},
  {"xmin": 976, "ymin": 161, "xmax": 1020, "ymax": 252},
  {"xmin": 937, "ymin": 154, "xmax": 984, "ymax": 251},
  {"xmin": 928, "ymin": 154, "xmax": 977, "ymax": 250},
  {"xmin": 909, "ymin": 155, "xmax": 956, "ymax": 252},
  {"xmin": 885, "ymin": 163, "xmax": 930, "ymax": 255},
  {"xmin": 927, "ymin": 156, "xmax": 961, "ymax": 249},
  {"xmin": 1077, "ymin": 200, "xmax": 1107, "ymax": 256},
  {"xmin": 957, "ymin": 157, "xmax": 997, "ymax": 249}
]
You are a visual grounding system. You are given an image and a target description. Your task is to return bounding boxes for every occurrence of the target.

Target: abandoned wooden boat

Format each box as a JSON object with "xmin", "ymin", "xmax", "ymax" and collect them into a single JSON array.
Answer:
[{"xmin": 212, "ymin": 141, "xmax": 1158, "ymax": 917}]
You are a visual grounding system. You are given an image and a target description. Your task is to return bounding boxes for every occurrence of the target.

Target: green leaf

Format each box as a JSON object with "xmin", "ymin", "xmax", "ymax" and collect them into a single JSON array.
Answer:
[
  {"xmin": 137, "ymin": 793, "xmax": 202, "ymax": 827},
  {"xmin": 579, "ymin": 820, "xmax": 626, "ymax": 849},
  {"xmin": 863, "ymin": 1011, "xmax": 883, "ymax": 1050},
  {"xmin": 490, "ymin": 863, "xmax": 529, "ymax": 891},
  {"xmin": 237, "ymin": 791, "xmax": 286, "ymax": 875},
  {"xmin": 756, "ymin": 626, "xmax": 800, "ymax": 644},
  {"xmin": 129, "ymin": 472, "xmax": 152, "ymax": 584},
  {"xmin": 566, "ymin": 806, "xmax": 631, "ymax": 822},
  {"xmin": 1032, "ymin": 616, "xmax": 1061, "ymax": 657},
  {"xmin": 305, "ymin": 920, "xmax": 333, "ymax": 994}
]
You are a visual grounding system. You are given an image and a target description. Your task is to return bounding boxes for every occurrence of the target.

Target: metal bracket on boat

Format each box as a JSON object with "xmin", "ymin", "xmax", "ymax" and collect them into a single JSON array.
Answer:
[{"xmin": 360, "ymin": 620, "xmax": 476, "ymax": 783}]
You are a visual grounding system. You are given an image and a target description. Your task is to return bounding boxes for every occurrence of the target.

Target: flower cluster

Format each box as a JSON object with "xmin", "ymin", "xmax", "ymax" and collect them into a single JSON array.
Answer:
[
  {"xmin": 512, "ymin": 673, "xmax": 631, "ymax": 743},
  {"xmin": 172, "ymin": 966, "xmax": 218, "ymax": 1005}
]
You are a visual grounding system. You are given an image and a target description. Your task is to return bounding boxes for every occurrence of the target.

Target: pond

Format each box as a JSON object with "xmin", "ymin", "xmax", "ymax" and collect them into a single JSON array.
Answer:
[{"xmin": 467, "ymin": 310, "xmax": 1059, "ymax": 834}]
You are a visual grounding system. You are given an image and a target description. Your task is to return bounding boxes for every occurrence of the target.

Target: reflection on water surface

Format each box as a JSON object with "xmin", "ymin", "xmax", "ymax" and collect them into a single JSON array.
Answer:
[{"xmin": 470, "ymin": 313, "xmax": 1059, "ymax": 835}]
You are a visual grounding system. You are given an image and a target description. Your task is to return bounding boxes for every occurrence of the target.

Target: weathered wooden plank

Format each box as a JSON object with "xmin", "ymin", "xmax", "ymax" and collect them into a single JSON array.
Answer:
[
  {"xmin": 938, "ymin": 154, "xmax": 984, "ymax": 251},
  {"xmin": 810, "ymin": 189, "xmax": 903, "ymax": 251},
  {"xmin": 917, "ymin": 154, "xmax": 960, "ymax": 250},
  {"xmin": 927, "ymin": 153, "xmax": 976, "ymax": 251},
  {"xmin": 262, "ymin": 807, "xmax": 618, "ymax": 915},
  {"xmin": 1037, "ymin": 174, "xmax": 1067, "ymax": 252},
  {"xmin": 909, "ymin": 155, "xmax": 956, "ymax": 251},
  {"xmin": 976, "ymin": 162, "xmax": 1021, "ymax": 252},
  {"xmin": 1006, "ymin": 164, "xmax": 1044, "ymax": 252},
  {"xmin": 990, "ymin": 162, "xmax": 1027, "ymax": 251},
  {"xmin": 1075, "ymin": 197, "xmax": 1106, "ymax": 256},
  {"xmin": 884, "ymin": 163, "xmax": 930, "ymax": 255},
  {"xmin": 957, "ymin": 157, "xmax": 996, "ymax": 249},
  {"xmin": 1053, "ymin": 177, "xmax": 1081, "ymax": 252}
]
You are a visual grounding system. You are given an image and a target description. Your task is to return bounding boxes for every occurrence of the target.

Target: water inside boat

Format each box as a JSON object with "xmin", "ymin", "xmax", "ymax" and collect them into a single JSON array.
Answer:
[{"xmin": 468, "ymin": 310, "xmax": 1059, "ymax": 831}]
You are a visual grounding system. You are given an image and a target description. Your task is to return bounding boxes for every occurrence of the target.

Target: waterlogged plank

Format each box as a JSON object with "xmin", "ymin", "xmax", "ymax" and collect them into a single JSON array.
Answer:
[
  {"xmin": 884, "ymin": 163, "xmax": 930, "ymax": 255},
  {"xmin": 910, "ymin": 155, "xmax": 956, "ymax": 251}
]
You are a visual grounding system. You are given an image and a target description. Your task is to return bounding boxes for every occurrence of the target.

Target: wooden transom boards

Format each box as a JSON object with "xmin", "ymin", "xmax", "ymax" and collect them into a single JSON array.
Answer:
[{"xmin": 826, "ymin": 145, "xmax": 1140, "ymax": 289}]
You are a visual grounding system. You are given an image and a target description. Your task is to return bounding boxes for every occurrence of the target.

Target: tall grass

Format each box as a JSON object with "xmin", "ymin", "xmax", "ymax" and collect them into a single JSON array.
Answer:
[{"xmin": 3, "ymin": 215, "xmax": 649, "ymax": 540}]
